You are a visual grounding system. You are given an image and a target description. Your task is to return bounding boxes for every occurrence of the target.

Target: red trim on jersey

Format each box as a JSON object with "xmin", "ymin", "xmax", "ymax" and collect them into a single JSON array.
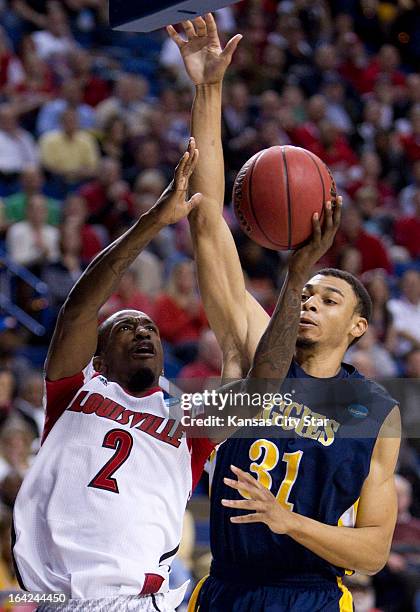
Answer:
[
  {"xmin": 187, "ymin": 437, "xmax": 216, "ymax": 491},
  {"xmin": 140, "ymin": 573, "xmax": 164, "ymax": 595},
  {"xmin": 42, "ymin": 371, "xmax": 85, "ymax": 444}
]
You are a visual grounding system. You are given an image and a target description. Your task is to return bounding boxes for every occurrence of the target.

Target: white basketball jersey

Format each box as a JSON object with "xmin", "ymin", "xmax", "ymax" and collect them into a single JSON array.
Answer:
[{"xmin": 12, "ymin": 369, "xmax": 213, "ymax": 599}]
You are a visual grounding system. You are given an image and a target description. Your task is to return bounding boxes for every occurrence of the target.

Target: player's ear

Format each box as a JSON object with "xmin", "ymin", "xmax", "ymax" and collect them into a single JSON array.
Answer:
[
  {"xmin": 350, "ymin": 317, "xmax": 368, "ymax": 342},
  {"xmin": 93, "ymin": 355, "xmax": 106, "ymax": 374}
]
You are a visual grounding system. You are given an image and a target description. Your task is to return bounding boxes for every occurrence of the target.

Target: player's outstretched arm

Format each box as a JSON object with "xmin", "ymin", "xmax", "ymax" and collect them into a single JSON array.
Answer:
[
  {"xmin": 167, "ymin": 15, "xmax": 269, "ymax": 378},
  {"xmin": 45, "ymin": 140, "xmax": 202, "ymax": 381},
  {"xmin": 223, "ymin": 406, "xmax": 401, "ymax": 575},
  {"xmin": 197, "ymin": 202, "xmax": 341, "ymax": 442}
]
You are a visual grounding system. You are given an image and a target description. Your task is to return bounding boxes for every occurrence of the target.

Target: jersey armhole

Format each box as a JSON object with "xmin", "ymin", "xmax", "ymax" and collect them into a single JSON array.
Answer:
[
  {"xmin": 42, "ymin": 371, "xmax": 85, "ymax": 444},
  {"xmin": 187, "ymin": 437, "xmax": 216, "ymax": 491}
]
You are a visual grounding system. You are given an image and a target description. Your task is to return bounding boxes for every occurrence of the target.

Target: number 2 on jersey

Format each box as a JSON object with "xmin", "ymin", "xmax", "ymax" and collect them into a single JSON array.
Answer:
[
  {"xmin": 88, "ymin": 429, "xmax": 134, "ymax": 494},
  {"xmin": 245, "ymin": 439, "xmax": 303, "ymax": 511}
]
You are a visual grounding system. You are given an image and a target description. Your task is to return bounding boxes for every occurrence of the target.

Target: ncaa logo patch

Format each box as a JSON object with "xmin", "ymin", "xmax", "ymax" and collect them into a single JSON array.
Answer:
[{"xmin": 348, "ymin": 404, "xmax": 369, "ymax": 419}]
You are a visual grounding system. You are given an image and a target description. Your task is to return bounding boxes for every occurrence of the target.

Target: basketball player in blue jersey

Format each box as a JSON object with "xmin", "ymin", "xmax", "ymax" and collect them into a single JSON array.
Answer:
[{"xmin": 168, "ymin": 15, "xmax": 401, "ymax": 612}]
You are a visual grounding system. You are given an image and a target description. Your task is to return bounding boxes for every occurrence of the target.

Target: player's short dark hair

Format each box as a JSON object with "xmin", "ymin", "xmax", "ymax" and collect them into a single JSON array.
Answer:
[{"xmin": 316, "ymin": 268, "xmax": 372, "ymax": 346}]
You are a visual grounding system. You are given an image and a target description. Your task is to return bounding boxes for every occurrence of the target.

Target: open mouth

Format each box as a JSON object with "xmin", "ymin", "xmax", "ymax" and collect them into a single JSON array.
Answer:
[
  {"xmin": 131, "ymin": 342, "xmax": 155, "ymax": 358},
  {"xmin": 299, "ymin": 318, "xmax": 317, "ymax": 327}
]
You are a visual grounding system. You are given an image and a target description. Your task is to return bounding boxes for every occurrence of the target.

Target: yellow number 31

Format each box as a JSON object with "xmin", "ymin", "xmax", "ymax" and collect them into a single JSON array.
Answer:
[{"xmin": 242, "ymin": 439, "xmax": 303, "ymax": 511}]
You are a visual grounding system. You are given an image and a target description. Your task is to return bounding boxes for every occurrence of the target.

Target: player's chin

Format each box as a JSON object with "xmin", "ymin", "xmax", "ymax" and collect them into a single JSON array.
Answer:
[{"xmin": 296, "ymin": 334, "xmax": 318, "ymax": 349}]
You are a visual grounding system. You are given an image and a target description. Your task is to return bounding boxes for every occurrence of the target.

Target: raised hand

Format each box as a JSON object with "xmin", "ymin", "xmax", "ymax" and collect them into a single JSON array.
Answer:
[
  {"xmin": 166, "ymin": 13, "xmax": 242, "ymax": 85},
  {"xmin": 153, "ymin": 137, "xmax": 202, "ymax": 225},
  {"xmin": 289, "ymin": 196, "xmax": 342, "ymax": 280}
]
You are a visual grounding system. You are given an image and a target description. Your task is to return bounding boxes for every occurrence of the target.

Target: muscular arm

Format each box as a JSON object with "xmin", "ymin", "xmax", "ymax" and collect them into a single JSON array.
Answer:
[
  {"xmin": 168, "ymin": 16, "xmax": 268, "ymax": 379},
  {"xmin": 224, "ymin": 406, "xmax": 401, "ymax": 574},
  {"xmin": 46, "ymin": 146, "xmax": 201, "ymax": 381}
]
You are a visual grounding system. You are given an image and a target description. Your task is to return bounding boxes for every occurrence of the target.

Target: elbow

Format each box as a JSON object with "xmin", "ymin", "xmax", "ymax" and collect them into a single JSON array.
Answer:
[{"xmin": 357, "ymin": 552, "xmax": 389, "ymax": 576}]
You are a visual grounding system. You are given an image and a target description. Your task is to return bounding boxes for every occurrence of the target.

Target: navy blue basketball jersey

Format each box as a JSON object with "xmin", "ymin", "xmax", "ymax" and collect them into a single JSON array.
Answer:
[{"xmin": 209, "ymin": 360, "xmax": 398, "ymax": 585}]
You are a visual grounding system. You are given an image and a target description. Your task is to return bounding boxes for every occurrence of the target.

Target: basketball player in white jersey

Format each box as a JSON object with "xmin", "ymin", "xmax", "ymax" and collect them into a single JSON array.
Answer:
[{"xmin": 11, "ymin": 133, "xmax": 337, "ymax": 611}]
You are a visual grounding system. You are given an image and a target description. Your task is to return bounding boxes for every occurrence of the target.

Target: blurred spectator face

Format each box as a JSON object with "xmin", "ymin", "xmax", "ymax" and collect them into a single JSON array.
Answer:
[
  {"xmin": 61, "ymin": 80, "xmax": 83, "ymax": 106},
  {"xmin": 61, "ymin": 108, "xmax": 79, "ymax": 134},
  {"xmin": 20, "ymin": 372, "xmax": 44, "ymax": 406},
  {"xmin": 378, "ymin": 45, "xmax": 400, "ymax": 72},
  {"xmin": 406, "ymin": 74, "xmax": 420, "ymax": 104},
  {"xmin": 361, "ymin": 151, "xmax": 381, "ymax": 178},
  {"xmin": 260, "ymin": 91, "xmax": 281, "ymax": 117},
  {"xmin": 0, "ymin": 471, "xmax": 23, "ymax": 507},
  {"xmin": 395, "ymin": 475, "xmax": 412, "ymax": 516},
  {"xmin": 105, "ymin": 116, "xmax": 127, "ymax": 144},
  {"xmin": 401, "ymin": 270, "xmax": 420, "ymax": 303},
  {"xmin": 349, "ymin": 351, "xmax": 377, "ymax": 378},
  {"xmin": 281, "ymin": 85, "xmax": 304, "ymax": 108},
  {"xmin": 64, "ymin": 194, "xmax": 88, "ymax": 223},
  {"xmin": 341, "ymin": 206, "xmax": 362, "ymax": 239},
  {"xmin": 229, "ymin": 82, "xmax": 249, "ymax": 111},
  {"xmin": 198, "ymin": 330, "xmax": 222, "ymax": 371},
  {"xmin": 173, "ymin": 261, "xmax": 194, "ymax": 294},
  {"xmin": 0, "ymin": 424, "xmax": 32, "ymax": 468},
  {"xmin": 118, "ymin": 270, "xmax": 138, "ymax": 298},
  {"xmin": 159, "ymin": 88, "xmax": 179, "ymax": 113},
  {"xmin": 21, "ymin": 166, "xmax": 44, "ymax": 194},
  {"xmin": 355, "ymin": 326, "xmax": 376, "ymax": 351},
  {"xmin": 323, "ymin": 80, "xmax": 345, "ymax": 103},
  {"xmin": 335, "ymin": 13, "xmax": 353, "ymax": 34},
  {"xmin": 60, "ymin": 224, "xmax": 82, "ymax": 256},
  {"xmin": 262, "ymin": 44, "xmax": 285, "ymax": 71},
  {"xmin": 0, "ymin": 370, "xmax": 14, "ymax": 406},
  {"xmin": 133, "ymin": 193, "xmax": 156, "ymax": 217},
  {"xmin": 319, "ymin": 121, "xmax": 339, "ymax": 147},
  {"xmin": 70, "ymin": 48, "xmax": 91, "ymax": 76},
  {"xmin": 363, "ymin": 100, "xmax": 381, "ymax": 125},
  {"xmin": 135, "ymin": 140, "xmax": 160, "ymax": 170},
  {"xmin": 307, "ymin": 95, "xmax": 326, "ymax": 123},
  {"xmin": 116, "ymin": 75, "xmax": 149, "ymax": 104},
  {"xmin": 338, "ymin": 245, "xmax": 362, "ymax": 276},
  {"xmin": 27, "ymin": 195, "xmax": 48, "ymax": 226},
  {"xmin": 46, "ymin": 10, "xmax": 68, "ymax": 37},
  {"xmin": 0, "ymin": 105, "xmax": 17, "ymax": 133},
  {"xmin": 356, "ymin": 187, "xmax": 379, "ymax": 217},
  {"xmin": 135, "ymin": 169, "xmax": 166, "ymax": 199},
  {"xmin": 411, "ymin": 105, "xmax": 420, "ymax": 135},
  {"xmin": 98, "ymin": 158, "xmax": 121, "ymax": 186},
  {"xmin": 315, "ymin": 45, "xmax": 337, "ymax": 71},
  {"xmin": 405, "ymin": 349, "xmax": 420, "ymax": 377},
  {"xmin": 364, "ymin": 272, "xmax": 389, "ymax": 305}
]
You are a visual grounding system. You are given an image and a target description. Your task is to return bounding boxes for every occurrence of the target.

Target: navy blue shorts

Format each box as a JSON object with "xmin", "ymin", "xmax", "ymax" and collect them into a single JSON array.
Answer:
[{"xmin": 188, "ymin": 575, "xmax": 353, "ymax": 612}]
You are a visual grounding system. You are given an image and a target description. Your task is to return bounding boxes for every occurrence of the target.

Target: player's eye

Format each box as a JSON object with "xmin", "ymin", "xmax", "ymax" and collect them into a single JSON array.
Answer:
[
  {"xmin": 145, "ymin": 325, "xmax": 156, "ymax": 332},
  {"xmin": 119, "ymin": 324, "xmax": 132, "ymax": 331},
  {"xmin": 301, "ymin": 294, "xmax": 309, "ymax": 301},
  {"xmin": 324, "ymin": 299, "xmax": 336, "ymax": 305}
]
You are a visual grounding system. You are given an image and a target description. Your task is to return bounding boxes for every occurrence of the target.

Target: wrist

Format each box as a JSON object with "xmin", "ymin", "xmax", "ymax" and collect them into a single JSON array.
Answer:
[
  {"xmin": 195, "ymin": 82, "xmax": 223, "ymax": 93},
  {"xmin": 141, "ymin": 206, "xmax": 168, "ymax": 231},
  {"xmin": 284, "ymin": 509, "xmax": 304, "ymax": 538},
  {"xmin": 288, "ymin": 266, "xmax": 309, "ymax": 288}
]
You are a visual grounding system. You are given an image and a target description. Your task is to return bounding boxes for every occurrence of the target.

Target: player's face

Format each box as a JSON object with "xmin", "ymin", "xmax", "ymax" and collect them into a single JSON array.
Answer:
[
  {"xmin": 98, "ymin": 310, "xmax": 164, "ymax": 393},
  {"xmin": 297, "ymin": 275, "xmax": 367, "ymax": 350}
]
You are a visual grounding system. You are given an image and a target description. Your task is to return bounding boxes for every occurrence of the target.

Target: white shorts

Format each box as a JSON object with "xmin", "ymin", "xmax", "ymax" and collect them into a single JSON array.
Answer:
[{"xmin": 36, "ymin": 593, "xmax": 173, "ymax": 612}]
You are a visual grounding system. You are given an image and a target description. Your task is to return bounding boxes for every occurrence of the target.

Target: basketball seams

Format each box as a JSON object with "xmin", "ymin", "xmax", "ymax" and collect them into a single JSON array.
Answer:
[
  {"xmin": 281, "ymin": 146, "xmax": 293, "ymax": 250},
  {"xmin": 248, "ymin": 148, "xmax": 288, "ymax": 249}
]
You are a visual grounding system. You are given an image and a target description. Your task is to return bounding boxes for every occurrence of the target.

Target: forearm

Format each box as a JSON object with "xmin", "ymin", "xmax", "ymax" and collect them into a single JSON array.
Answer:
[
  {"xmin": 249, "ymin": 271, "xmax": 304, "ymax": 382},
  {"xmin": 287, "ymin": 513, "xmax": 388, "ymax": 575},
  {"xmin": 189, "ymin": 83, "xmax": 224, "ymax": 215},
  {"xmin": 65, "ymin": 209, "xmax": 164, "ymax": 315}
]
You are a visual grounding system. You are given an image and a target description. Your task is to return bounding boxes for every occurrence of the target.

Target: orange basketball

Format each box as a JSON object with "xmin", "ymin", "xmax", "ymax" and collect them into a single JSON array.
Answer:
[{"xmin": 232, "ymin": 145, "xmax": 337, "ymax": 250}]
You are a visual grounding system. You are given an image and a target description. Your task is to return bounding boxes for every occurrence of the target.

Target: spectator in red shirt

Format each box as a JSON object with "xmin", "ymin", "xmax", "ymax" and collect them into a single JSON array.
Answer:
[
  {"xmin": 69, "ymin": 49, "xmax": 110, "ymax": 108},
  {"xmin": 310, "ymin": 120, "xmax": 359, "ymax": 185},
  {"xmin": 347, "ymin": 151, "xmax": 396, "ymax": 209},
  {"xmin": 289, "ymin": 94, "xmax": 326, "ymax": 151},
  {"xmin": 79, "ymin": 157, "xmax": 135, "ymax": 238},
  {"xmin": 325, "ymin": 206, "xmax": 392, "ymax": 274},
  {"xmin": 394, "ymin": 189, "xmax": 420, "ymax": 259},
  {"xmin": 99, "ymin": 269, "xmax": 154, "ymax": 323},
  {"xmin": 177, "ymin": 330, "xmax": 222, "ymax": 393},
  {"xmin": 154, "ymin": 259, "xmax": 208, "ymax": 363},
  {"xmin": 400, "ymin": 105, "xmax": 420, "ymax": 164},
  {"xmin": 362, "ymin": 45, "xmax": 406, "ymax": 95},
  {"xmin": 62, "ymin": 193, "xmax": 102, "ymax": 265}
]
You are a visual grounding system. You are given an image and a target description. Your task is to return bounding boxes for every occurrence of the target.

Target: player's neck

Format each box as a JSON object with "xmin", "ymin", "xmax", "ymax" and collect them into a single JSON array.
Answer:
[{"xmin": 294, "ymin": 346, "xmax": 343, "ymax": 378}]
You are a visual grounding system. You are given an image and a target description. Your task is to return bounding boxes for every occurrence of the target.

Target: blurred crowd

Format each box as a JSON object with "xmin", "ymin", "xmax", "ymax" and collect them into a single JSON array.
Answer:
[{"xmin": 0, "ymin": 0, "xmax": 419, "ymax": 610}]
